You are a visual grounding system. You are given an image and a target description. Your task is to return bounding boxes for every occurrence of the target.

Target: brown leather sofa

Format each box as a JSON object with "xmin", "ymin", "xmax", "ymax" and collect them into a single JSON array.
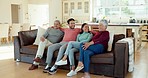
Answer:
[{"xmin": 14, "ymin": 29, "xmax": 131, "ymax": 78}]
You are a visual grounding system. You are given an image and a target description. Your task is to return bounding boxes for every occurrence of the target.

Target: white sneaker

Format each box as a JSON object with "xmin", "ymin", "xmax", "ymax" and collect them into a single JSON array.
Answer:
[
  {"xmin": 75, "ymin": 65, "xmax": 84, "ymax": 72},
  {"xmin": 55, "ymin": 60, "xmax": 67, "ymax": 65},
  {"xmin": 67, "ymin": 70, "xmax": 77, "ymax": 77},
  {"xmin": 50, "ymin": 66, "xmax": 56, "ymax": 71}
]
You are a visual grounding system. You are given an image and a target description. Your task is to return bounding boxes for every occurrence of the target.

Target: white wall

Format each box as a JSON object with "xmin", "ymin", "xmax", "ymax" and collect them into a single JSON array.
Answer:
[
  {"xmin": 28, "ymin": 0, "xmax": 49, "ymax": 4},
  {"xmin": 28, "ymin": 0, "xmax": 62, "ymax": 26},
  {"xmin": 0, "ymin": 0, "xmax": 62, "ymax": 25},
  {"xmin": 0, "ymin": 0, "xmax": 11, "ymax": 23},
  {"xmin": 28, "ymin": 4, "xmax": 49, "ymax": 26},
  {"xmin": 49, "ymin": 0, "xmax": 62, "ymax": 26},
  {"xmin": 0, "ymin": 0, "xmax": 28, "ymax": 24}
]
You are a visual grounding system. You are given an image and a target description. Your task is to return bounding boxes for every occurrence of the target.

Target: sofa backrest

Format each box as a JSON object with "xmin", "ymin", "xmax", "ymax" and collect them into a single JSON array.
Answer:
[
  {"xmin": 18, "ymin": 29, "xmax": 37, "ymax": 46},
  {"xmin": 109, "ymin": 34, "xmax": 125, "ymax": 52}
]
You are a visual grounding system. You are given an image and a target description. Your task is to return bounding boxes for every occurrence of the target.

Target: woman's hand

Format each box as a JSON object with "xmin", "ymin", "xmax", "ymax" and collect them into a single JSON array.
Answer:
[
  {"xmin": 83, "ymin": 42, "xmax": 91, "ymax": 50},
  {"xmin": 40, "ymin": 36, "xmax": 45, "ymax": 42},
  {"xmin": 83, "ymin": 41, "xmax": 94, "ymax": 50}
]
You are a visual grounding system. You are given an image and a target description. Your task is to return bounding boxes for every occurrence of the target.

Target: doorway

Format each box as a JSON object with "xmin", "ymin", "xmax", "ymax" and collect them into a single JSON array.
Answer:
[{"xmin": 11, "ymin": 4, "xmax": 21, "ymax": 23}]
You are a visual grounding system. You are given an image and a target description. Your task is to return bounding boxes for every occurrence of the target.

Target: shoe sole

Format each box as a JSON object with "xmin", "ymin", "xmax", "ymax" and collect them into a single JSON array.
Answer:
[
  {"xmin": 67, "ymin": 73, "xmax": 77, "ymax": 77},
  {"xmin": 48, "ymin": 71, "xmax": 57, "ymax": 75},
  {"xmin": 55, "ymin": 63, "xmax": 67, "ymax": 66},
  {"xmin": 43, "ymin": 70, "xmax": 48, "ymax": 73}
]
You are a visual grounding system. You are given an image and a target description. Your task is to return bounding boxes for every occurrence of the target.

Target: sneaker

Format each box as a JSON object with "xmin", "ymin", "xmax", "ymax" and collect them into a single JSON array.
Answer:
[
  {"xmin": 48, "ymin": 69, "xmax": 57, "ymax": 75},
  {"xmin": 67, "ymin": 70, "xmax": 77, "ymax": 77},
  {"xmin": 75, "ymin": 65, "xmax": 84, "ymax": 72},
  {"xmin": 55, "ymin": 60, "xmax": 67, "ymax": 65},
  {"xmin": 28, "ymin": 64, "xmax": 38, "ymax": 70},
  {"xmin": 43, "ymin": 67, "xmax": 51, "ymax": 73}
]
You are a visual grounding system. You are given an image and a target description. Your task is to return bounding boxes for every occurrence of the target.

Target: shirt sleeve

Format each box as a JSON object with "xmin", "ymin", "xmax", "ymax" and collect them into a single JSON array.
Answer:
[
  {"xmin": 92, "ymin": 31, "xmax": 109, "ymax": 44},
  {"xmin": 60, "ymin": 28, "xmax": 65, "ymax": 32},
  {"xmin": 76, "ymin": 34, "xmax": 80, "ymax": 42},
  {"xmin": 43, "ymin": 28, "xmax": 50, "ymax": 39},
  {"xmin": 80, "ymin": 33, "xmax": 93, "ymax": 43}
]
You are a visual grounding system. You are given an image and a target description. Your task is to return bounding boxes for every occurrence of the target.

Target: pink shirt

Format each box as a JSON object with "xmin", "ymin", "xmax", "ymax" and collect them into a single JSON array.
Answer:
[{"xmin": 62, "ymin": 28, "xmax": 80, "ymax": 42}]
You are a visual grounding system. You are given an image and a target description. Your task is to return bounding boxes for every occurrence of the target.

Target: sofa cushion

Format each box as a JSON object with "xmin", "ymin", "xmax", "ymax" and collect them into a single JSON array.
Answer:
[
  {"xmin": 90, "ymin": 53, "xmax": 114, "ymax": 64},
  {"xmin": 111, "ymin": 34, "xmax": 125, "ymax": 51},
  {"xmin": 18, "ymin": 29, "xmax": 37, "ymax": 46},
  {"xmin": 34, "ymin": 26, "xmax": 48, "ymax": 45},
  {"xmin": 76, "ymin": 52, "xmax": 114, "ymax": 64},
  {"xmin": 20, "ymin": 45, "xmax": 38, "ymax": 55},
  {"xmin": 107, "ymin": 31, "xmax": 114, "ymax": 51}
]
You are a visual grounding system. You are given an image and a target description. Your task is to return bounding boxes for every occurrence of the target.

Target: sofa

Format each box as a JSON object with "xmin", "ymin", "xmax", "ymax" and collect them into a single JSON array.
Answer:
[{"xmin": 14, "ymin": 29, "xmax": 132, "ymax": 78}]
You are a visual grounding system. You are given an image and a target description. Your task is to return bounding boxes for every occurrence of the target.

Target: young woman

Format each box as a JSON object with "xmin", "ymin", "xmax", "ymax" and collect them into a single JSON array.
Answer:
[
  {"xmin": 75, "ymin": 20, "xmax": 109, "ymax": 78},
  {"xmin": 55, "ymin": 23, "xmax": 93, "ymax": 76}
]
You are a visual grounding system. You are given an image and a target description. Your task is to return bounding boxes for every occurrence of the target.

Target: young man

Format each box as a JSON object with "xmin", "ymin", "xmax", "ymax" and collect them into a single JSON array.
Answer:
[
  {"xmin": 29, "ymin": 20, "xmax": 64, "ymax": 70},
  {"xmin": 43, "ymin": 18, "xmax": 80, "ymax": 75}
]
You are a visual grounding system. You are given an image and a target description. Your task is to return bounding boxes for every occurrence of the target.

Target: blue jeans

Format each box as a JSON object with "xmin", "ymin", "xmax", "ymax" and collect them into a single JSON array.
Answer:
[{"xmin": 79, "ymin": 43, "xmax": 104, "ymax": 72}]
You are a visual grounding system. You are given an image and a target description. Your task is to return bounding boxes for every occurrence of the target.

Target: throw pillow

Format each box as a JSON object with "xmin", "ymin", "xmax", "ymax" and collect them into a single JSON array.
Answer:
[
  {"xmin": 19, "ymin": 30, "xmax": 37, "ymax": 46},
  {"xmin": 107, "ymin": 31, "xmax": 114, "ymax": 51},
  {"xmin": 33, "ymin": 26, "xmax": 52, "ymax": 45}
]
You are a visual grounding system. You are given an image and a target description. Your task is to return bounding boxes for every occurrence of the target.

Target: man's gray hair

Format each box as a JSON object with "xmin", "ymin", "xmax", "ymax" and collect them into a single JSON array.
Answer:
[
  {"xmin": 54, "ymin": 20, "xmax": 61, "ymax": 24},
  {"xmin": 100, "ymin": 20, "xmax": 108, "ymax": 28}
]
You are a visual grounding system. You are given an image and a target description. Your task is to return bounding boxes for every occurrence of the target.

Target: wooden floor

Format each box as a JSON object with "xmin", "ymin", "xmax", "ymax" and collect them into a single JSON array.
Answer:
[
  {"xmin": 0, "ymin": 42, "xmax": 148, "ymax": 78},
  {"xmin": 126, "ymin": 42, "xmax": 148, "ymax": 78}
]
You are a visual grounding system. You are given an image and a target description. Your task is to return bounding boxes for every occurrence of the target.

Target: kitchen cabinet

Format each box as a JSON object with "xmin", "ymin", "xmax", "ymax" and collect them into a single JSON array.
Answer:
[
  {"xmin": 62, "ymin": 0, "xmax": 90, "ymax": 23},
  {"xmin": 142, "ymin": 24, "xmax": 148, "ymax": 42}
]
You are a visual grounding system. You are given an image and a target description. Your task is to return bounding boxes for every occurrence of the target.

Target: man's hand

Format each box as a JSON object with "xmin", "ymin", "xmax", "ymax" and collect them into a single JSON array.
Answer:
[{"xmin": 40, "ymin": 36, "xmax": 45, "ymax": 42}]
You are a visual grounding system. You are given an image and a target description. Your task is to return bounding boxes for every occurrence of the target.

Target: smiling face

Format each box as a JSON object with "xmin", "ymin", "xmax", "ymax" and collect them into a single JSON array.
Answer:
[
  {"xmin": 98, "ymin": 23, "xmax": 107, "ymax": 31},
  {"xmin": 68, "ymin": 20, "xmax": 75, "ymax": 29},
  {"xmin": 82, "ymin": 24, "xmax": 89, "ymax": 32},
  {"xmin": 53, "ymin": 21, "xmax": 61, "ymax": 29}
]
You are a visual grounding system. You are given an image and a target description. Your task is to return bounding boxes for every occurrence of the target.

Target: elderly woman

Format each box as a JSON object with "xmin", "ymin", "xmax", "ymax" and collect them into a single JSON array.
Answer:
[{"xmin": 75, "ymin": 20, "xmax": 109, "ymax": 78}]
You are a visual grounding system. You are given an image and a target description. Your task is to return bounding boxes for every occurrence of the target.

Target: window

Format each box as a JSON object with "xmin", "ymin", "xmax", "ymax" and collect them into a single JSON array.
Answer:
[
  {"xmin": 84, "ymin": 1, "xmax": 89, "ymax": 13},
  {"xmin": 121, "ymin": 6, "xmax": 147, "ymax": 16},
  {"xmin": 64, "ymin": 3, "xmax": 68, "ymax": 14},
  {"xmin": 105, "ymin": 8, "xmax": 120, "ymax": 16},
  {"xmin": 78, "ymin": 2, "xmax": 82, "ymax": 9},
  {"xmin": 93, "ymin": 0, "xmax": 148, "ymax": 23},
  {"xmin": 96, "ymin": 0, "xmax": 119, "ymax": 7},
  {"xmin": 70, "ymin": 2, "xmax": 74, "ymax": 13}
]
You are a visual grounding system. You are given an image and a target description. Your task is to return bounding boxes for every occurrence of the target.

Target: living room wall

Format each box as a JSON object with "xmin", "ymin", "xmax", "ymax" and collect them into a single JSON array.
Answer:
[
  {"xmin": 0, "ymin": 0, "xmax": 62, "ymax": 26},
  {"xmin": 0, "ymin": 0, "xmax": 28, "ymax": 24},
  {"xmin": 28, "ymin": 0, "xmax": 62, "ymax": 26}
]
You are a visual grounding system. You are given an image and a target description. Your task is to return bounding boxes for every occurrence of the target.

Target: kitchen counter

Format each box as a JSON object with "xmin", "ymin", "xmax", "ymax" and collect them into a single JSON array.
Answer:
[{"xmin": 76, "ymin": 23, "xmax": 143, "ymax": 27}]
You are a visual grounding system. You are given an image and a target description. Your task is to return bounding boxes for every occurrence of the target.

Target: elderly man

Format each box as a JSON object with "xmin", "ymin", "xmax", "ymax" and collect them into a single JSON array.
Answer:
[
  {"xmin": 29, "ymin": 20, "xmax": 64, "ymax": 70},
  {"xmin": 43, "ymin": 18, "xmax": 80, "ymax": 75}
]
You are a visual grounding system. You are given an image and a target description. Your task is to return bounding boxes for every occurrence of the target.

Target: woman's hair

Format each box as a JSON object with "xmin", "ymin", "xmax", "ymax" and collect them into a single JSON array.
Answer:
[
  {"xmin": 100, "ymin": 20, "xmax": 108, "ymax": 28},
  {"xmin": 80, "ymin": 23, "xmax": 90, "ymax": 34}
]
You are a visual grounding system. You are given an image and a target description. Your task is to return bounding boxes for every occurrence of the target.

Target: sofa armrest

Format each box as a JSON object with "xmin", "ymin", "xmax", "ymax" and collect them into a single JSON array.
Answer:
[
  {"xmin": 14, "ymin": 36, "xmax": 21, "ymax": 61},
  {"xmin": 114, "ymin": 41, "xmax": 129, "ymax": 78}
]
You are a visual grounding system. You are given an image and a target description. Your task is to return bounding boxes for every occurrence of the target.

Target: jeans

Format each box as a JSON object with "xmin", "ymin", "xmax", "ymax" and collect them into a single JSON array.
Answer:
[
  {"xmin": 79, "ymin": 43, "xmax": 104, "ymax": 72},
  {"xmin": 64, "ymin": 41, "xmax": 80, "ymax": 66},
  {"xmin": 46, "ymin": 42, "xmax": 68, "ymax": 68}
]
